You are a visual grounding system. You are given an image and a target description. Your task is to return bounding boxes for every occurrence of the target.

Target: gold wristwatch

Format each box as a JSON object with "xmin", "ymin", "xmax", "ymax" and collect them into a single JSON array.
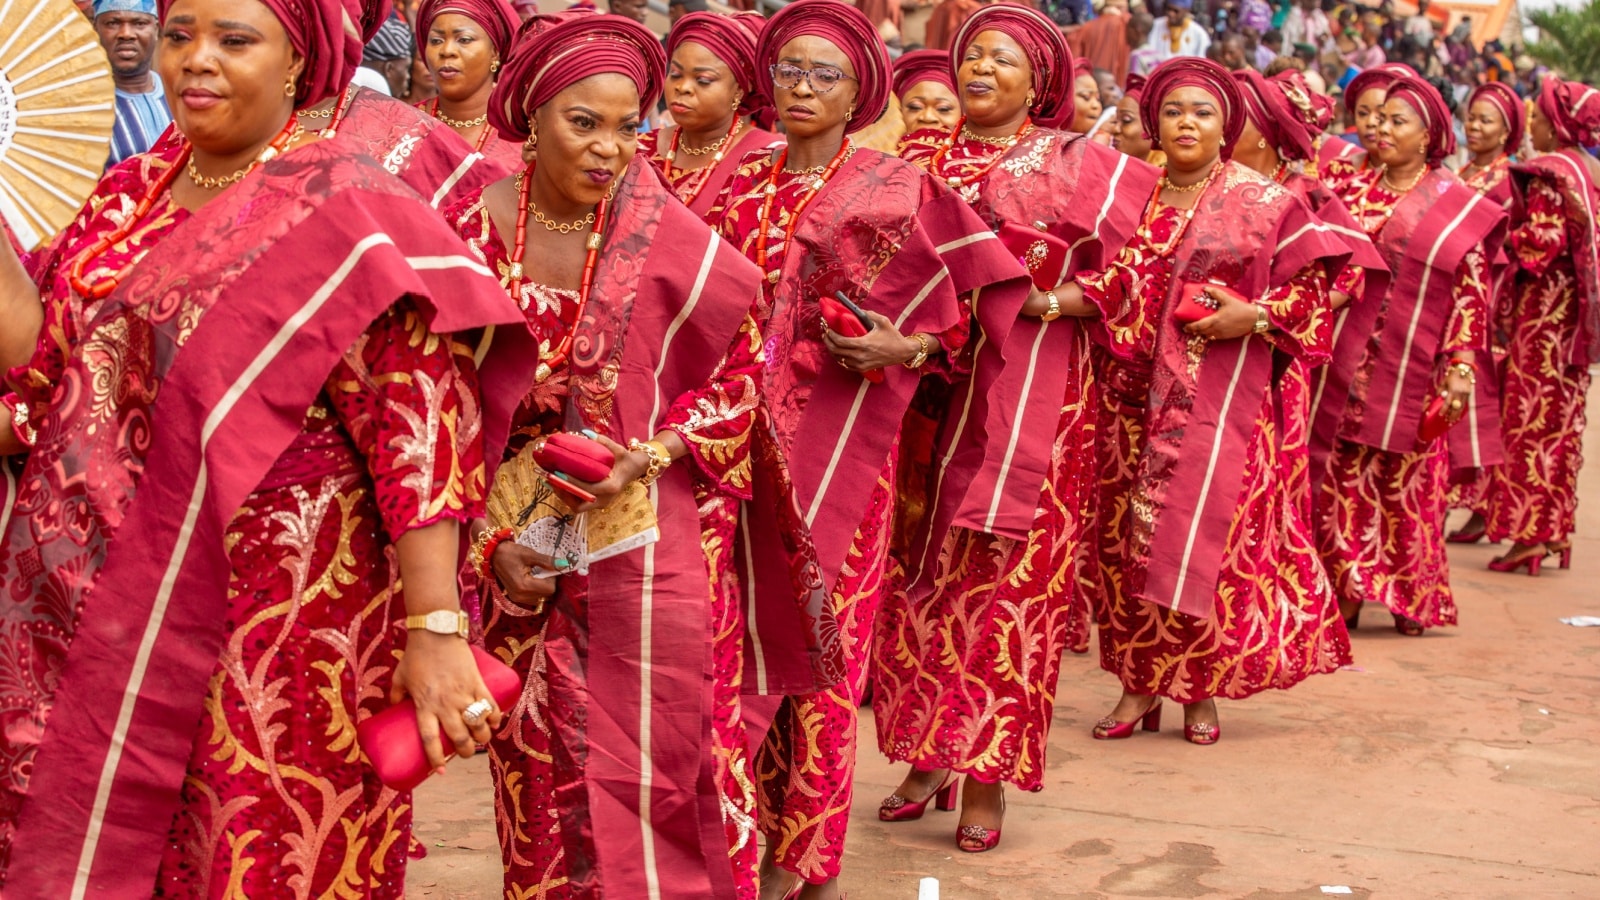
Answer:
[{"xmin": 405, "ymin": 609, "xmax": 470, "ymax": 639}]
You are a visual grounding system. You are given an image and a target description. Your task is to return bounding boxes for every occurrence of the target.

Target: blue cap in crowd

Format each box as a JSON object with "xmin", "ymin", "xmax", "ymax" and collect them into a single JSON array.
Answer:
[{"xmin": 93, "ymin": 0, "xmax": 157, "ymax": 17}]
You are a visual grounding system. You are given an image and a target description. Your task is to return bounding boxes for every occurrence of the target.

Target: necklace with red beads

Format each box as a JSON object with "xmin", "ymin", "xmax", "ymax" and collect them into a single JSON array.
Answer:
[
  {"xmin": 68, "ymin": 115, "xmax": 302, "ymax": 301},
  {"xmin": 663, "ymin": 116, "xmax": 743, "ymax": 207},
  {"xmin": 929, "ymin": 115, "xmax": 1033, "ymax": 189},
  {"xmin": 754, "ymin": 141, "xmax": 854, "ymax": 284},
  {"xmin": 507, "ymin": 163, "xmax": 611, "ymax": 382}
]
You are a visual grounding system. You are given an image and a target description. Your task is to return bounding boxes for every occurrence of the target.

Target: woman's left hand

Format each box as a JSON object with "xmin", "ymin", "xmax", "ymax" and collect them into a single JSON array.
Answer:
[
  {"xmin": 1185, "ymin": 286, "xmax": 1262, "ymax": 341},
  {"xmin": 560, "ymin": 433, "xmax": 646, "ymax": 513},
  {"xmin": 1443, "ymin": 369, "xmax": 1473, "ymax": 424},
  {"xmin": 823, "ymin": 310, "xmax": 922, "ymax": 372}
]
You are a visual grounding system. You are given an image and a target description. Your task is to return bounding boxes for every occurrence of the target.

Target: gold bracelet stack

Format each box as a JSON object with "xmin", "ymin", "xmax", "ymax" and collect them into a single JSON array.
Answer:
[
  {"xmin": 1447, "ymin": 361, "xmax": 1476, "ymax": 384},
  {"xmin": 627, "ymin": 438, "xmax": 673, "ymax": 486},
  {"xmin": 904, "ymin": 333, "xmax": 932, "ymax": 369},
  {"xmin": 1041, "ymin": 290, "xmax": 1063, "ymax": 322}
]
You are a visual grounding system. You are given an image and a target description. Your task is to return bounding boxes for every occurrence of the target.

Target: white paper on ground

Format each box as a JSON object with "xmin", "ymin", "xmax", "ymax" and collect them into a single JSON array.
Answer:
[
  {"xmin": 1559, "ymin": 616, "xmax": 1600, "ymax": 626},
  {"xmin": 918, "ymin": 877, "xmax": 939, "ymax": 900},
  {"xmin": 1320, "ymin": 888, "xmax": 1354, "ymax": 895}
]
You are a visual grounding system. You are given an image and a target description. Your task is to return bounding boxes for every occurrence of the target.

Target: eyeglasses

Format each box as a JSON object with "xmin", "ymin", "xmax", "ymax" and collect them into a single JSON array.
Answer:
[{"xmin": 770, "ymin": 62, "xmax": 856, "ymax": 94}]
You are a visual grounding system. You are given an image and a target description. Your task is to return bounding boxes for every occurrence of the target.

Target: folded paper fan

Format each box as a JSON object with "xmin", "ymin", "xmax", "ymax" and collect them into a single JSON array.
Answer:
[{"xmin": 0, "ymin": 0, "xmax": 116, "ymax": 250}]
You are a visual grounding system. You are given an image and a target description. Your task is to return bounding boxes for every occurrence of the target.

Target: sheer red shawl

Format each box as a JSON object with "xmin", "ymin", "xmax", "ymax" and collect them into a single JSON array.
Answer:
[
  {"xmin": 898, "ymin": 129, "xmax": 1160, "ymax": 591},
  {"xmin": 4, "ymin": 141, "xmax": 535, "ymax": 897},
  {"xmin": 737, "ymin": 148, "xmax": 1028, "ymax": 695},
  {"xmin": 1309, "ymin": 168, "xmax": 1508, "ymax": 480},
  {"xmin": 1130, "ymin": 161, "xmax": 1350, "ymax": 618},
  {"xmin": 539, "ymin": 156, "xmax": 762, "ymax": 899},
  {"xmin": 1511, "ymin": 150, "xmax": 1600, "ymax": 368}
]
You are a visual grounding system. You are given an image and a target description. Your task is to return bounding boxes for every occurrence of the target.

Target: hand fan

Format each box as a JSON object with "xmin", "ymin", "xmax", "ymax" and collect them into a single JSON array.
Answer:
[{"xmin": 0, "ymin": 0, "xmax": 116, "ymax": 250}]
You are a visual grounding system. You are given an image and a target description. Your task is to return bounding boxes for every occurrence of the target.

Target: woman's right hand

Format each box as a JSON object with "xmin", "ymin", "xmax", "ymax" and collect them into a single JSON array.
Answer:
[{"xmin": 491, "ymin": 541, "xmax": 561, "ymax": 608}]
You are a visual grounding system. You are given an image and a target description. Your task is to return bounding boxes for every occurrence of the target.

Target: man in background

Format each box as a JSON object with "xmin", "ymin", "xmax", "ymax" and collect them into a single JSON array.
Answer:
[
  {"xmin": 94, "ymin": 0, "xmax": 171, "ymax": 168},
  {"xmin": 1143, "ymin": 0, "xmax": 1211, "ymax": 65}
]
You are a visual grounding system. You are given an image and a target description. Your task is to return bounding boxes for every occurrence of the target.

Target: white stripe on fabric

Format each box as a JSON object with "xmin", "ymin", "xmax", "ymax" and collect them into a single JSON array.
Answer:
[
  {"xmin": 805, "ymin": 267, "xmax": 948, "ymax": 526},
  {"xmin": 430, "ymin": 153, "xmax": 484, "ymax": 209},
  {"xmin": 1379, "ymin": 192, "xmax": 1485, "ymax": 446},
  {"xmin": 1064, "ymin": 154, "xmax": 1132, "ymax": 277},
  {"xmin": 71, "ymin": 235, "xmax": 485, "ymax": 896},
  {"xmin": 1169, "ymin": 340, "xmax": 1252, "ymax": 609},
  {"xmin": 740, "ymin": 513, "xmax": 767, "ymax": 693},
  {"xmin": 981, "ymin": 321, "xmax": 1052, "ymax": 531},
  {"xmin": 934, "ymin": 231, "xmax": 996, "ymax": 254},
  {"xmin": 1274, "ymin": 220, "xmax": 1332, "ymax": 253}
]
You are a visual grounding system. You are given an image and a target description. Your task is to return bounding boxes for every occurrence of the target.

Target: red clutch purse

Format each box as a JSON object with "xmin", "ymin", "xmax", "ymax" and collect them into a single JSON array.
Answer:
[
  {"xmin": 1175, "ymin": 282, "xmax": 1220, "ymax": 324},
  {"xmin": 531, "ymin": 432, "xmax": 613, "ymax": 502},
  {"xmin": 997, "ymin": 221, "xmax": 1071, "ymax": 291},
  {"xmin": 1418, "ymin": 393, "xmax": 1456, "ymax": 444},
  {"xmin": 819, "ymin": 293, "xmax": 884, "ymax": 384},
  {"xmin": 357, "ymin": 645, "xmax": 522, "ymax": 792}
]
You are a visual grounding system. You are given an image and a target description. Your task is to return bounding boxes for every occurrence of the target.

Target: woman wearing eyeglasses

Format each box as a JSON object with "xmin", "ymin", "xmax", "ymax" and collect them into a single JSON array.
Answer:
[
  {"xmin": 877, "ymin": 4, "xmax": 1158, "ymax": 855},
  {"xmin": 640, "ymin": 11, "xmax": 781, "ymax": 218},
  {"xmin": 1311, "ymin": 76, "xmax": 1508, "ymax": 633},
  {"xmin": 709, "ymin": 2, "xmax": 1027, "ymax": 896}
]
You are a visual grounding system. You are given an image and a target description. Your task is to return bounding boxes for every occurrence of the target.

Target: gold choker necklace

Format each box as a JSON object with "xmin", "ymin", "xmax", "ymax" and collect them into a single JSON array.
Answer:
[
  {"xmin": 1159, "ymin": 174, "xmax": 1208, "ymax": 193},
  {"xmin": 960, "ymin": 125, "xmax": 1019, "ymax": 147},
  {"xmin": 438, "ymin": 110, "xmax": 488, "ymax": 129}
]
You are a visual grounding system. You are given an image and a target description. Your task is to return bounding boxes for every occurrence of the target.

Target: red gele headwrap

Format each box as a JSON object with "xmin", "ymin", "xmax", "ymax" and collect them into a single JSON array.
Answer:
[
  {"xmin": 414, "ymin": 0, "xmax": 520, "ymax": 62},
  {"xmin": 1467, "ymin": 81, "xmax": 1525, "ymax": 155},
  {"xmin": 1343, "ymin": 61, "xmax": 1415, "ymax": 110},
  {"xmin": 756, "ymin": 0, "xmax": 891, "ymax": 135},
  {"xmin": 1277, "ymin": 69, "xmax": 1335, "ymax": 133},
  {"xmin": 951, "ymin": 4, "xmax": 1075, "ymax": 129},
  {"xmin": 1141, "ymin": 57, "xmax": 1244, "ymax": 156},
  {"xmin": 893, "ymin": 49, "xmax": 955, "ymax": 99},
  {"xmin": 1386, "ymin": 75, "xmax": 1456, "ymax": 166},
  {"xmin": 1537, "ymin": 76, "xmax": 1600, "ymax": 148},
  {"xmin": 668, "ymin": 11, "xmax": 766, "ymax": 118},
  {"xmin": 159, "ymin": 0, "xmax": 361, "ymax": 108},
  {"xmin": 1123, "ymin": 72, "xmax": 1147, "ymax": 103},
  {"xmin": 489, "ymin": 13, "xmax": 665, "ymax": 141},
  {"xmin": 1234, "ymin": 68, "xmax": 1315, "ymax": 162},
  {"xmin": 355, "ymin": 0, "xmax": 391, "ymax": 43}
]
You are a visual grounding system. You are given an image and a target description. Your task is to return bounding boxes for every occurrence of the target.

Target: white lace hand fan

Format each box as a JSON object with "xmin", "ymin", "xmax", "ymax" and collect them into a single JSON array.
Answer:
[{"xmin": 0, "ymin": 0, "xmax": 116, "ymax": 250}]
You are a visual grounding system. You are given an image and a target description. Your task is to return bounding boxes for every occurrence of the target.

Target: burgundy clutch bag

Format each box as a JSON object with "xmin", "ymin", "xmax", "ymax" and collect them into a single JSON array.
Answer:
[
  {"xmin": 358, "ymin": 645, "xmax": 522, "ymax": 793},
  {"xmin": 1418, "ymin": 393, "xmax": 1456, "ymax": 444},
  {"xmin": 997, "ymin": 221, "xmax": 1071, "ymax": 291},
  {"xmin": 533, "ymin": 432, "xmax": 613, "ymax": 483},
  {"xmin": 819, "ymin": 293, "xmax": 884, "ymax": 384}
]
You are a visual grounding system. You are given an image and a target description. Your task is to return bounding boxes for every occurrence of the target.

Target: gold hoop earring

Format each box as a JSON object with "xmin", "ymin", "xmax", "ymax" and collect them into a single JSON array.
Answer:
[
  {"xmin": 490, "ymin": 58, "xmax": 500, "ymax": 75},
  {"xmin": 845, "ymin": 107, "xmax": 853, "ymax": 122},
  {"xmin": 284, "ymin": 76, "xmax": 296, "ymax": 97},
  {"xmin": 526, "ymin": 127, "xmax": 538, "ymax": 152},
  {"xmin": 1258, "ymin": 138, "xmax": 1267, "ymax": 150},
  {"xmin": 732, "ymin": 94, "xmax": 743, "ymax": 111},
  {"xmin": 1026, "ymin": 90, "xmax": 1036, "ymax": 107}
]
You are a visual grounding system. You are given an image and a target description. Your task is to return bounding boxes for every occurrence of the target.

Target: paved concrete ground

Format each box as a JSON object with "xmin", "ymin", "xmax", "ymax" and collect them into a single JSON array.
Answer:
[{"xmin": 410, "ymin": 382, "xmax": 1600, "ymax": 899}]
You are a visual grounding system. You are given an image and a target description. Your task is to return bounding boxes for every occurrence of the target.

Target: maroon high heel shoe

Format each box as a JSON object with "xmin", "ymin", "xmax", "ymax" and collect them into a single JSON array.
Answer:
[
  {"xmin": 879, "ymin": 771, "xmax": 957, "ymax": 822},
  {"xmin": 1548, "ymin": 541, "xmax": 1573, "ymax": 570},
  {"xmin": 1092, "ymin": 699, "xmax": 1162, "ymax": 740},
  {"xmin": 1392, "ymin": 613, "xmax": 1426, "ymax": 636},
  {"xmin": 956, "ymin": 791, "xmax": 1005, "ymax": 853},
  {"xmin": 1183, "ymin": 722, "xmax": 1221, "ymax": 745},
  {"xmin": 1488, "ymin": 547, "xmax": 1544, "ymax": 577},
  {"xmin": 1446, "ymin": 522, "xmax": 1488, "ymax": 544}
]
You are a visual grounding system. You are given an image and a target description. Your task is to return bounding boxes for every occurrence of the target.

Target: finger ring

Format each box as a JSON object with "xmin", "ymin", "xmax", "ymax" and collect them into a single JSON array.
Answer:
[
  {"xmin": 462, "ymin": 698, "xmax": 494, "ymax": 725},
  {"xmin": 1449, "ymin": 399, "xmax": 1463, "ymax": 410}
]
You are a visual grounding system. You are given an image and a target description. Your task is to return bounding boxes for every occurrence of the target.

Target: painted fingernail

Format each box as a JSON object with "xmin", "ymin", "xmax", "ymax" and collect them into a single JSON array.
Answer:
[
  {"xmin": 554, "ymin": 556, "xmax": 572, "ymax": 570},
  {"xmin": 581, "ymin": 428, "xmax": 598, "ymax": 439},
  {"xmin": 435, "ymin": 766, "xmax": 448, "ymax": 776}
]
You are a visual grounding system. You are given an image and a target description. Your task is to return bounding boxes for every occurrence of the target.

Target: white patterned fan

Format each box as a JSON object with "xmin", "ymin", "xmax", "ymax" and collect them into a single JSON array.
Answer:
[{"xmin": 0, "ymin": 0, "xmax": 116, "ymax": 250}]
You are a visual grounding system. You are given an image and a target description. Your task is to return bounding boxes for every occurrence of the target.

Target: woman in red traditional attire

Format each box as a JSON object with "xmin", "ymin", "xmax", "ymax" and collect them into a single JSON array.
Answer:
[
  {"xmin": 1474, "ymin": 78, "xmax": 1600, "ymax": 573},
  {"xmin": 1049, "ymin": 58, "xmax": 1354, "ymax": 746},
  {"xmin": 1319, "ymin": 63, "xmax": 1414, "ymax": 194},
  {"xmin": 450, "ymin": 14, "xmax": 770, "ymax": 898},
  {"xmin": 710, "ymin": 2, "xmax": 1027, "ymax": 895},
  {"xmin": 876, "ymin": 3, "xmax": 1157, "ymax": 853},
  {"xmin": 0, "ymin": 0, "xmax": 535, "ymax": 894},
  {"xmin": 640, "ymin": 11, "xmax": 781, "ymax": 219},
  {"xmin": 1445, "ymin": 81, "xmax": 1524, "ymax": 530},
  {"xmin": 1231, "ymin": 68, "xmax": 1387, "ymax": 312},
  {"xmin": 893, "ymin": 49, "xmax": 960, "ymax": 136},
  {"xmin": 414, "ymin": 0, "xmax": 526, "ymax": 170},
  {"xmin": 1311, "ymin": 76, "xmax": 1508, "ymax": 633},
  {"xmin": 1070, "ymin": 57, "xmax": 1104, "ymax": 135}
]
